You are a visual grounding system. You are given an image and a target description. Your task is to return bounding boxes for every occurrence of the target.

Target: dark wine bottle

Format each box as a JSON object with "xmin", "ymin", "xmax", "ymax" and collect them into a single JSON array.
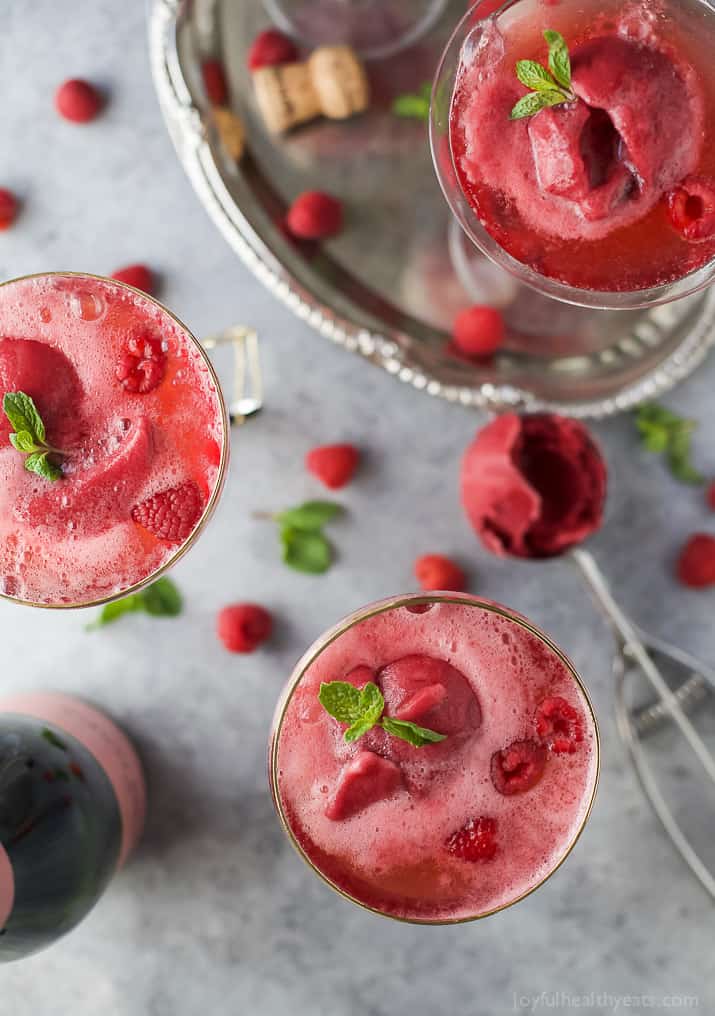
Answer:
[{"xmin": 0, "ymin": 692, "xmax": 146, "ymax": 961}]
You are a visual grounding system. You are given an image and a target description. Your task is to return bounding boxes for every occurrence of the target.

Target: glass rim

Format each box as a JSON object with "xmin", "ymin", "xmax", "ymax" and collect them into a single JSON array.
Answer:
[
  {"xmin": 261, "ymin": 0, "xmax": 450, "ymax": 62},
  {"xmin": 269, "ymin": 591, "xmax": 601, "ymax": 925},
  {"xmin": 429, "ymin": 0, "xmax": 715, "ymax": 311},
  {"xmin": 0, "ymin": 270, "xmax": 231, "ymax": 611}
]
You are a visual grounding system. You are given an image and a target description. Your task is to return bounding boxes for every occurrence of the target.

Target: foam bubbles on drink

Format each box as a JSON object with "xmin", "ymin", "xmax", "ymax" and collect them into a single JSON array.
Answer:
[
  {"xmin": 0, "ymin": 274, "xmax": 225, "ymax": 604},
  {"xmin": 275, "ymin": 599, "xmax": 597, "ymax": 921}
]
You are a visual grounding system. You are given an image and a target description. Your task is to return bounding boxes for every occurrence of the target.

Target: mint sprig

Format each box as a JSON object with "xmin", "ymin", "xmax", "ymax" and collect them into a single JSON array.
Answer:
[
  {"xmin": 86, "ymin": 577, "xmax": 183, "ymax": 631},
  {"xmin": 635, "ymin": 404, "xmax": 705, "ymax": 485},
  {"xmin": 319, "ymin": 680, "xmax": 446, "ymax": 749},
  {"xmin": 3, "ymin": 391, "xmax": 65, "ymax": 481},
  {"xmin": 392, "ymin": 82, "xmax": 432, "ymax": 122},
  {"xmin": 256, "ymin": 500, "xmax": 343, "ymax": 575},
  {"xmin": 510, "ymin": 30, "xmax": 575, "ymax": 120}
]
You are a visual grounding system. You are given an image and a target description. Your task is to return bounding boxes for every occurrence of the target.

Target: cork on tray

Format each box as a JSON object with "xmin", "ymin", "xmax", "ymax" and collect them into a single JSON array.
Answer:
[{"xmin": 252, "ymin": 44, "xmax": 369, "ymax": 134}]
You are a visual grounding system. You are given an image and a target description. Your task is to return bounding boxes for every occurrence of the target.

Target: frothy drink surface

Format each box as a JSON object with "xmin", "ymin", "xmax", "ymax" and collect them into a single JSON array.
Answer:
[
  {"xmin": 274, "ymin": 598, "xmax": 598, "ymax": 921},
  {"xmin": 0, "ymin": 275, "xmax": 224, "ymax": 605}
]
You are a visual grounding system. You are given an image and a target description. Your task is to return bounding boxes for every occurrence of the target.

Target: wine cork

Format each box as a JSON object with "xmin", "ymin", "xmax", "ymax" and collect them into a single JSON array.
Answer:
[
  {"xmin": 212, "ymin": 107, "xmax": 245, "ymax": 162},
  {"xmin": 309, "ymin": 45, "xmax": 369, "ymax": 121},
  {"xmin": 252, "ymin": 45, "xmax": 369, "ymax": 134}
]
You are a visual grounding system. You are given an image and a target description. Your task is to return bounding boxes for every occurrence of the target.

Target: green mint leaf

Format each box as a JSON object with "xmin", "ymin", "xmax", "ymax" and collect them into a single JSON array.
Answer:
[
  {"xmin": 87, "ymin": 578, "xmax": 183, "ymax": 631},
  {"xmin": 392, "ymin": 93, "xmax": 431, "ymax": 121},
  {"xmin": 318, "ymin": 681, "xmax": 364, "ymax": 724},
  {"xmin": 380, "ymin": 716, "xmax": 447, "ymax": 748},
  {"xmin": 510, "ymin": 91, "xmax": 563, "ymax": 120},
  {"xmin": 344, "ymin": 716, "xmax": 379, "ymax": 742},
  {"xmin": 275, "ymin": 501, "xmax": 343, "ymax": 532},
  {"xmin": 634, "ymin": 404, "xmax": 705, "ymax": 486},
  {"xmin": 140, "ymin": 577, "xmax": 183, "ymax": 616},
  {"xmin": 86, "ymin": 594, "xmax": 143, "ymax": 631},
  {"xmin": 281, "ymin": 526, "xmax": 333, "ymax": 574},
  {"xmin": 544, "ymin": 30, "xmax": 572, "ymax": 90},
  {"xmin": 25, "ymin": 451, "xmax": 61, "ymax": 482},
  {"xmin": 41, "ymin": 728, "xmax": 67, "ymax": 751},
  {"xmin": 322, "ymin": 680, "xmax": 385, "ymax": 742},
  {"xmin": 10, "ymin": 430, "xmax": 42, "ymax": 454},
  {"xmin": 3, "ymin": 392, "xmax": 45, "ymax": 444},
  {"xmin": 515, "ymin": 59, "xmax": 558, "ymax": 92},
  {"xmin": 357, "ymin": 682, "xmax": 384, "ymax": 726},
  {"xmin": 668, "ymin": 427, "xmax": 705, "ymax": 485}
]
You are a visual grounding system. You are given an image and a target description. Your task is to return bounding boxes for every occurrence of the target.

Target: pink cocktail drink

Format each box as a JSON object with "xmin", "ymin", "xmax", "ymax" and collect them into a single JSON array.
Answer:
[
  {"xmin": 270, "ymin": 594, "xmax": 599, "ymax": 923},
  {"xmin": 0, "ymin": 273, "xmax": 227, "ymax": 607},
  {"xmin": 448, "ymin": 0, "xmax": 715, "ymax": 294}
]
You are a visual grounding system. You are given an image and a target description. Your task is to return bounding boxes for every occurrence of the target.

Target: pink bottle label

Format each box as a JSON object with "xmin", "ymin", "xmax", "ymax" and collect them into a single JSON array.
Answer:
[
  {"xmin": 0, "ymin": 692, "xmax": 146, "ymax": 869},
  {"xmin": 0, "ymin": 846, "xmax": 14, "ymax": 929}
]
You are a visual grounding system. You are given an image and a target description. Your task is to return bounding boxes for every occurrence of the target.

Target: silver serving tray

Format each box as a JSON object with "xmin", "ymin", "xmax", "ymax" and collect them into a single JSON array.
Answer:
[{"xmin": 149, "ymin": 0, "xmax": 715, "ymax": 417}]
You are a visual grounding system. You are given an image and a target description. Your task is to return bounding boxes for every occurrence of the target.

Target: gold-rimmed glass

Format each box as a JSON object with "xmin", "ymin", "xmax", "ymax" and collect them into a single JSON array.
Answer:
[
  {"xmin": 269, "ymin": 591, "xmax": 600, "ymax": 924},
  {"xmin": 0, "ymin": 271, "xmax": 231, "ymax": 611}
]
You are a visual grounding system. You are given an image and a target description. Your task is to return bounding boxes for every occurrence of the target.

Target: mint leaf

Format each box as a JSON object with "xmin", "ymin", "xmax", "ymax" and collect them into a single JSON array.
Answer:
[
  {"xmin": 668, "ymin": 427, "xmax": 705, "ymax": 485},
  {"xmin": 281, "ymin": 526, "xmax": 333, "ymax": 574},
  {"xmin": 392, "ymin": 83, "xmax": 432, "ymax": 121},
  {"xmin": 345, "ymin": 682, "xmax": 386, "ymax": 741},
  {"xmin": 275, "ymin": 501, "xmax": 342, "ymax": 532},
  {"xmin": 510, "ymin": 30, "xmax": 574, "ymax": 120},
  {"xmin": 25, "ymin": 451, "xmax": 62, "ymax": 482},
  {"xmin": 140, "ymin": 577, "xmax": 182, "ymax": 616},
  {"xmin": 318, "ymin": 679, "xmax": 445, "ymax": 747},
  {"xmin": 319, "ymin": 681, "xmax": 364, "ymax": 724},
  {"xmin": 515, "ymin": 59, "xmax": 558, "ymax": 92},
  {"xmin": 510, "ymin": 91, "xmax": 562, "ymax": 120},
  {"xmin": 10, "ymin": 431, "xmax": 42, "ymax": 454},
  {"xmin": 380, "ymin": 716, "xmax": 447, "ymax": 747},
  {"xmin": 634, "ymin": 404, "xmax": 705, "ymax": 486},
  {"xmin": 4, "ymin": 390, "xmax": 64, "ymax": 482},
  {"xmin": 87, "ymin": 578, "xmax": 183, "ymax": 631},
  {"xmin": 86, "ymin": 594, "xmax": 143, "ymax": 631},
  {"xmin": 544, "ymin": 30, "xmax": 571, "ymax": 90},
  {"xmin": 344, "ymin": 717, "xmax": 378, "ymax": 742},
  {"xmin": 3, "ymin": 392, "xmax": 45, "ymax": 443}
]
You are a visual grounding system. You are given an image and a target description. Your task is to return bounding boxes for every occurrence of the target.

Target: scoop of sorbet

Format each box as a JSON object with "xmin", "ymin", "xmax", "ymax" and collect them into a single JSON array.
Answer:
[{"xmin": 460, "ymin": 413, "xmax": 607, "ymax": 559}]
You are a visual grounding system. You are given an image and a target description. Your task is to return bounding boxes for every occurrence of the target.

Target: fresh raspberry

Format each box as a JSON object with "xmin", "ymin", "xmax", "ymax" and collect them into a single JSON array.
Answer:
[
  {"xmin": 306, "ymin": 443, "xmax": 359, "ymax": 489},
  {"xmin": 55, "ymin": 79, "xmax": 104, "ymax": 123},
  {"xmin": 535, "ymin": 696, "xmax": 584, "ymax": 755},
  {"xmin": 666, "ymin": 176, "xmax": 715, "ymax": 243},
  {"xmin": 112, "ymin": 264, "xmax": 155, "ymax": 296},
  {"xmin": 201, "ymin": 60, "xmax": 228, "ymax": 105},
  {"xmin": 490, "ymin": 739, "xmax": 547, "ymax": 796},
  {"xmin": 0, "ymin": 189, "xmax": 18, "ymax": 231},
  {"xmin": 285, "ymin": 192, "xmax": 344, "ymax": 241},
  {"xmin": 217, "ymin": 603, "xmax": 273, "ymax": 653},
  {"xmin": 452, "ymin": 306, "xmax": 505, "ymax": 358},
  {"xmin": 707, "ymin": 482, "xmax": 715, "ymax": 511},
  {"xmin": 414, "ymin": 554, "xmax": 467, "ymax": 592},
  {"xmin": 116, "ymin": 331, "xmax": 167, "ymax": 394},
  {"xmin": 247, "ymin": 29, "xmax": 299, "ymax": 71},
  {"xmin": 131, "ymin": 480, "xmax": 204, "ymax": 543},
  {"xmin": 676, "ymin": 533, "xmax": 715, "ymax": 588},
  {"xmin": 445, "ymin": 816, "xmax": 498, "ymax": 862}
]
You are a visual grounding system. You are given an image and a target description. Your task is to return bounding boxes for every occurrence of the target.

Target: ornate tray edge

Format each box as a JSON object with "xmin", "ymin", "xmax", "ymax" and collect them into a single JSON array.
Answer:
[{"xmin": 148, "ymin": 0, "xmax": 715, "ymax": 419}]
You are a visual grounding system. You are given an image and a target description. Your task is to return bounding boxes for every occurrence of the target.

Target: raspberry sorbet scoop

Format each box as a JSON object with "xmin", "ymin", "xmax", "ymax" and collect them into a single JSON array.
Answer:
[{"xmin": 461, "ymin": 413, "xmax": 606, "ymax": 559}]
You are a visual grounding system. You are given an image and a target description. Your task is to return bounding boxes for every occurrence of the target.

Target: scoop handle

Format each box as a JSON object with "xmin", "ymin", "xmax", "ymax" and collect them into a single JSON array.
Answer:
[{"xmin": 570, "ymin": 548, "xmax": 715, "ymax": 785}]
